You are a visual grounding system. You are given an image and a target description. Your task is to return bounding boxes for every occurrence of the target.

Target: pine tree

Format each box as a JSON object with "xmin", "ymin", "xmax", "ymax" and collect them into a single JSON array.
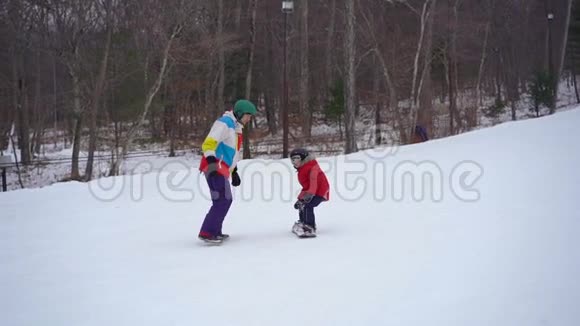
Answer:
[
  {"xmin": 324, "ymin": 79, "xmax": 345, "ymax": 139},
  {"xmin": 529, "ymin": 71, "xmax": 555, "ymax": 117}
]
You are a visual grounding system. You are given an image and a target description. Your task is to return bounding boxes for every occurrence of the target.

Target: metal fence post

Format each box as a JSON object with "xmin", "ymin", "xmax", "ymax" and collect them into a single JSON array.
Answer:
[{"xmin": 0, "ymin": 155, "xmax": 13, "ymax": 192}]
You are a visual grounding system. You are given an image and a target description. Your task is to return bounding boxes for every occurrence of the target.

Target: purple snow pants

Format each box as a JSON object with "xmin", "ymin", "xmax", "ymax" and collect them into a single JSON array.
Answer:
[{"xmin": 199, "ymin": 174, "xmax": 233, "ymax": 236}]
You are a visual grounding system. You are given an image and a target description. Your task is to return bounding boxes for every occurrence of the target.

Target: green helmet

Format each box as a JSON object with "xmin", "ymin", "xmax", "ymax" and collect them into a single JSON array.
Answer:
[{"xmin": 233, "ymin": 99, "xmax": 257, "ymax": 118}]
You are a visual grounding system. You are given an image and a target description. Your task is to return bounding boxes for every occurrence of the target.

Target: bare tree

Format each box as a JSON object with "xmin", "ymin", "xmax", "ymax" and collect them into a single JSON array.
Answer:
[
  {"xmin": 552, "ymin": 0, "xmax": 574, "ymax": 113},
  {"xmin": 261, "ymin": 3, "xmax": 279, "ymax": 136},
  {"xmin": 217, "ymin": 0, "xmax": 225, "ymax": 111},
  {"xmin": 299, "ymin": 0, "xmax": 311, "ymax": 138},
  {"xmin": 0, "ymin": 0, "xmax": 571, "ymax": 187},
  {"xmin": 235, "ymin": 0, "xmax": 243, "ymax": 29},
  {"xmin": 243, "ymin": 0, "xmax": 258, "ymax": 159},
  {"xmin": 418, "ymin": 0, "xmax": 437, "ymax": 135},
  {"xmin": 359, "ymin": 1, "xmax": 398, "ymax": 140},
  {"xmin": 110, "ymin": 0, "xmax": 188, "ymax": 175},
  {"xmin": 48, "ymin": 0, "xmax": 99, "ymax": 179},
  {"xmin": 111, "ymin": 25, "xmax": 181, "ymax": 174},
  {"xmin": 85, "ymin": 0, "xmax": 114, "ymax": 181},
  {"xmin": 325, "ymin": 0, "xmax": 337, "ymax": 91},
  {"xmin": 5, "ymin": 0, "xmax": 35, "ymax": 164},
  {"xmin": 443, "ymin": 0, "xmax": 461, "ymax": 134},
  {"xmin": 475, "ymin": 20, "xmax": 490, "ymax": 108},
  {"xmin": 344, "ymin": 0, "xmax": 358, "ymax": 154},
  {"xmin": 407, "ymin": 0, "xmax": 437, "ymax": 140}
]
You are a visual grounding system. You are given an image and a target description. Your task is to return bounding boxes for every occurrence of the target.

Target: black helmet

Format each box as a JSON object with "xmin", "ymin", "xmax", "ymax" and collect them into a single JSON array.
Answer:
[{"xmin": 289, "ymin": 148, "xmax": 309, "ymax": 161}]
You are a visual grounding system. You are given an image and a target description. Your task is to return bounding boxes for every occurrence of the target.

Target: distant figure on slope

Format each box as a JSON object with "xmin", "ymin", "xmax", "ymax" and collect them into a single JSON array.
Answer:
[
  {"xmin": 290, "ymin": 148, "xmax": 330, "ymax": 238},
  {"xmin": 197, "ymin": 99, "xmax": 256, "ymax": 244},
  {"xmin": 411, "ymin": 125, "xmax": 429, "ymax": 144}
]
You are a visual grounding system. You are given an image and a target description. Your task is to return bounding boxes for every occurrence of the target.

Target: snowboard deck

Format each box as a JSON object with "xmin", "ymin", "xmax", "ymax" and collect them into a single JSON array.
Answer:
[
  {"xmin": 199, "ymin": 234, "xmax": 230, "ymax": 245},
  {"xmin": 291, "ymin": 222, "xmax": 317, "ymax": 238}
]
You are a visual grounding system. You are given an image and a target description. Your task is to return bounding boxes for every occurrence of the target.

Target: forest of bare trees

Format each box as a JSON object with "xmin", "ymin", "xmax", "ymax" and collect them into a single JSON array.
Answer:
[{"xmin": 0, "ymin": 0, "xmax": 577, "ymax": 181}]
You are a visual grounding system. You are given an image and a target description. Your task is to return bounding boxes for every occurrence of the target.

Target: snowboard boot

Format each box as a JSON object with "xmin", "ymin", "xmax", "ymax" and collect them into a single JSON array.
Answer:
[
  {"xmin": 301, "ymin": 224, "xmax": 317, "ymax": 238},
  {"xmin": 198, "ymin": 232, "xmax": 223, "ymax": 244},
  {"xmin": 216, "ymin": 233, "xmax": 230, "ymax": 241},
  {"xmin": 292, "ymin": 221, "xmax": 304, "ymax": 235}
]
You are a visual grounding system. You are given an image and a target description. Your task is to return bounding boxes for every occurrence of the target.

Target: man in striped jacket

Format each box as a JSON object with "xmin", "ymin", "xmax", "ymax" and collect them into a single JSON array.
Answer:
[{"xmin": 198, "ymin": 99, "xmax": 256, "ymax": 243}]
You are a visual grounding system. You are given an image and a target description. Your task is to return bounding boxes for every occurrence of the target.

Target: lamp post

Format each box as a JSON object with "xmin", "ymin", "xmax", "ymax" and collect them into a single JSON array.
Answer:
[
  {"xmin": 547, "ymin": 11, "xmax": 555, "ymax": 113},
  {"xmin": 282, "ymin": 0, "xmax": 293, "ymax": 158},
  {"xmin": 547, "ymin": 12, "xmax": 554, "ymax": 77}
]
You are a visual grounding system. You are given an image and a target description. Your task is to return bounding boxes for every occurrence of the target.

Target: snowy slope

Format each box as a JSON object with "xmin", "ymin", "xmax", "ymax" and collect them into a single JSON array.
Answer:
[{"xmin": 1, "ymin": 108, "xmax": 580, "ymax": 326}]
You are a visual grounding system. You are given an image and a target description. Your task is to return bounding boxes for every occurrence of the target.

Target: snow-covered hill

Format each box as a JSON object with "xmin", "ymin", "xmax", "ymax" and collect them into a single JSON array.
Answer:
[{"xmin": 1, "ymin": 108, "xmax": 579, "ymax": 326}]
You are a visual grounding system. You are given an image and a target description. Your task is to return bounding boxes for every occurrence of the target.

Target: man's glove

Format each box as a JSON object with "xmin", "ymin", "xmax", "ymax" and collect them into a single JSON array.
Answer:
[
  {"xmin": 231, "ymin": 167, "xmax": 241, "ymax": 187},
  {"xmin": 205, "ymin": 156, "xmax": 218, "ymax": 178},
  {"xmin": 301, "ymin": 192, "xmax": 314, "ymax": 203},
  {"xmin": 293, "ymin": 200, "xmax": 305, "ymax": 210}
]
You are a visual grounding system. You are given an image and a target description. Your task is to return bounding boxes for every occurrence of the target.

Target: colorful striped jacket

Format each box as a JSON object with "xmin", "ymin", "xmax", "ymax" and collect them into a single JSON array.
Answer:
[{"xmin": 198, "ymin": 111, "xmax": 243, "ymax": 178}]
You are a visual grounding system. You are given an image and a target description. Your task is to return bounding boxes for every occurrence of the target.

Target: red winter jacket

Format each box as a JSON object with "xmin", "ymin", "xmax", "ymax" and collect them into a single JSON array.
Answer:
[{"xmin": 296, "ymin": 158, "xmax": 330, "ymax": 201}]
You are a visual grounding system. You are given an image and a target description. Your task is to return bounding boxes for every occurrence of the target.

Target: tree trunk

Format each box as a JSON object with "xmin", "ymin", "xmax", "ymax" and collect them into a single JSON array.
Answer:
[
  {"xmin": 264, "ymin": 93, "xmax": 277, "ymax": 134},
  {"xmin": 20, "ymin": 83, "xmax": 32, "ymax": 164},
  {"xmin": 476, "ymin": 22, "xmax": 490, "ymax": 108},
  {"xmin": 446, "ymin": 53, "xmax": 456, "ymax": 135},
  {"xmin": 85, "ymin": 17, "xmax": 112, "ymax": 181},
  {"xmin": 234, "ymin": 0, "xmax": 242, "ymax": 30},
  {"xmin": 573, "ymin": 53, "xmax": 580, "ymax": 103},
  {"xmin": 344, "ymin": 0, "xmax": 357, "ymax": 154},
  {"xmin": 150, "ymin": 110, "xmax": 159, "ymax": 138},
  {"xmin": 68, "ymin": 56, "xmax": 84, "ymax": 180},
  {"xmin": 299, "ymin": 0, "xmax": 311, "ymax": 138},
  {"xmin": 108, "ymin": 89, "xmax": 120, "ymax": 177},
  {"xmin": 407, "ymin": 0, "xmax": 436, "ymax": 141},
  {"xmin": 325, "ymin": 0, "xmax": 337, "ymax": 91},
  {"xmin": 205, "ymin": 51, "xmax": 215, "ymax": 118},
  {"xmin": 52, "ymin": 55, "xmax": 59, "ymax": 148},
  {"xmin": 359, "ymin": 4, "xmax": 399, "ymax": 143},
  {"xmin": 376, "ymin": 52, "xmax": 399, "ymax": 141},
  {"xmin": 71, "ymin": 113, "xmax": 83, "ymax": 180},
  {"xmin": 419, "ymin": 0, "xmax": 436, "ymax": 137},
  {"xmin": 9, "ymin": 126, "xmax": 25, "ymax": 189},
  {"xmin": 338, "ymin": 115, "xmax": 343, "ymax": 140},
  {"xmin": 546, "ymin": 0, "xmax": 556, "ymax": 114},
  {"xmin": 169, "ymin": 105, "xmax": 176, "ymax": 157},
  {"xmin": 243, "ymin": 0, "xmax": 258, "ymax": 159},
  {"xmin": 373, "ymin": 61, "xmax": 382, "ymax": 145},
  {"xmin": 226, "ymin": 0, "xmax": 244, "ymax": 103},
  {"xmin": 264, "ymin": 4, "xmax": 278, "ymax": 135},
  {"xmin": 552, "ymin": 0, "xmax": 574, "ymax": 113},
  {"xmin": 451, "ymin": 0, "xmax": 461, "ymax": 130},
  {"xmin": 375, "ymin": 101, "xmax": 382, "ymax": 145},
  {"xmin": 217, "ymin": 0, "xmax": 225, "ymax": 110},
  {"xmin": 506, "ymin": 47, "xmax": 520, "ymax": 122},
  {"xmin": 12, "ymin": 53, "xmax": 31, "ymax": 165},
  {"xmin": 495, "ymin": 49, "xmax": 502, "ymax": 105},
  {"xmin": 32, "ymin": 50, "xmax": 43, "ymax": 157}
]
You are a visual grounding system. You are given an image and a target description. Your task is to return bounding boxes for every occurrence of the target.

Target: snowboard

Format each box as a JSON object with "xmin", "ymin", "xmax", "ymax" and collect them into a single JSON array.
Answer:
[
  {"xmin": 291, "ymin": 222, "xmax": 316, "ymax": 238},
  {"xmin": 200, "ymin": 239, "xmax": 223, "ymax": 245},
  {"xmin": 199, "ymin": 234, "xmax": 229, "ymax": 245}
]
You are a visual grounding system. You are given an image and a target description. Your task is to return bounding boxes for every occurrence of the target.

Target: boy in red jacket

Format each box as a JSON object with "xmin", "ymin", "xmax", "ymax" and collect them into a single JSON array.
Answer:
[{"xmin": 290, "ymin": 148, "xmax": 330, "ymax": 238}]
